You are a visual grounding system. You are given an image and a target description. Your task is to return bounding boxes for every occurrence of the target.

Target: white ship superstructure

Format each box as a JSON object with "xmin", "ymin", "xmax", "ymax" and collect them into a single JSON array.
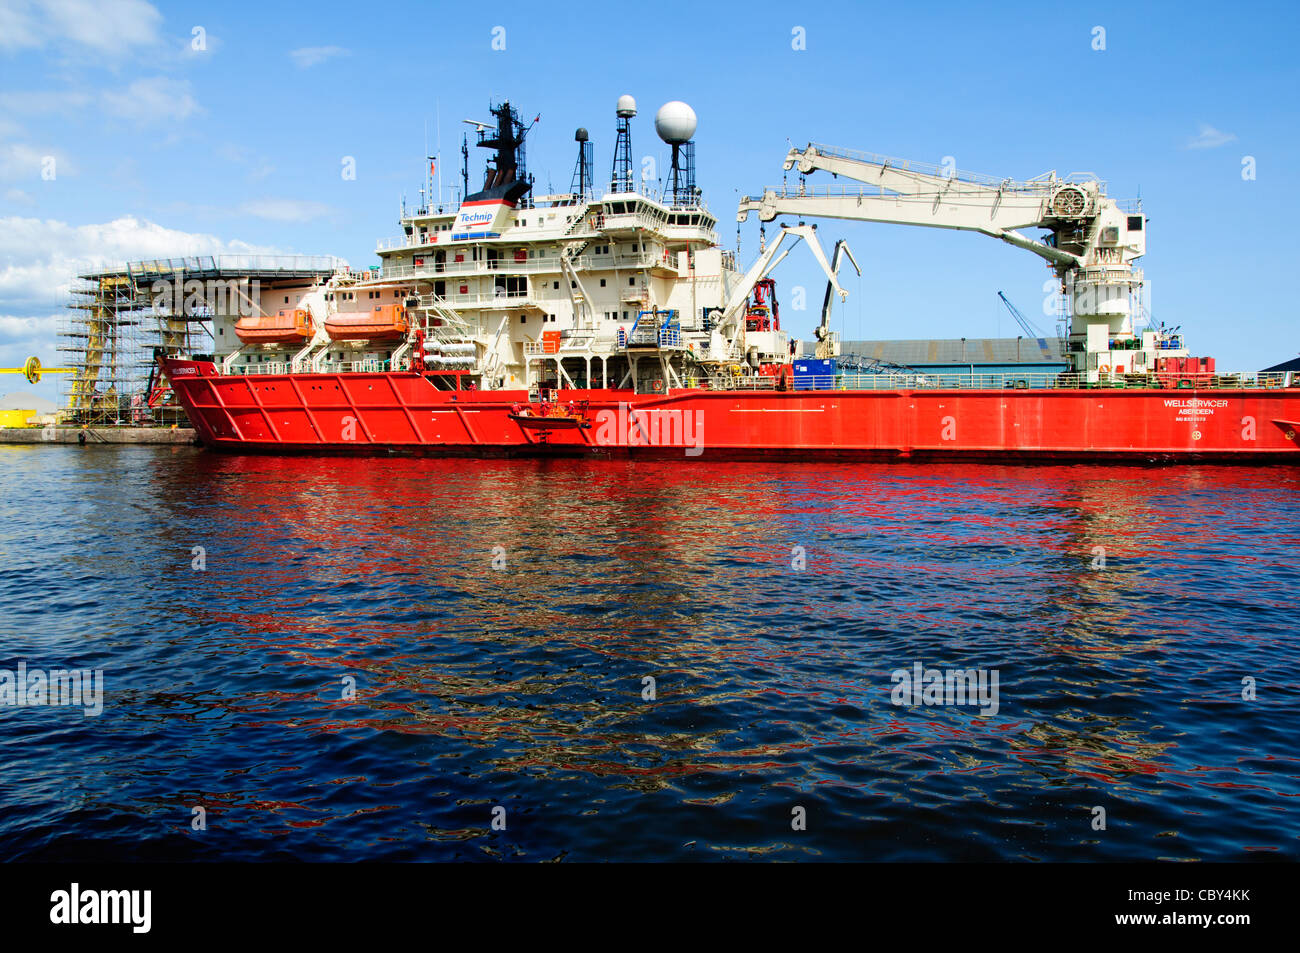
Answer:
[{"xmin": 209, "ymin": 97, "xmax": 824, "ymax": 395}]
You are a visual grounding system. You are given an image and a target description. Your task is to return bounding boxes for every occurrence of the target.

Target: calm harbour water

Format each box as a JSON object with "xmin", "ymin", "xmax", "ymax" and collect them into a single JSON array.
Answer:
[{"xmin": 1, "ymin": 444, "xmax": 1297, "ymax": 861}]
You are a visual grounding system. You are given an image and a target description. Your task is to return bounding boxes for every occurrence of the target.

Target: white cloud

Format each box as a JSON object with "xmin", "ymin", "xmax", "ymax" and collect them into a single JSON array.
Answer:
[
  {"xmin": 1, "ymin": 78, "xmax": 200, "ymax": 128},
  {"xmin": 0, "ymin": 314, "xmax": 51, "ymax": 339},
  {"xmin": 289, "ymin": 45, "xmax": 349, "ymax": 68},
  {"xmin": 4, "ymin": 188, "xmax": 36, "ymax": 205},
  {"xmin": 0, "ymin": 0, "xmax": 163, "ymax": 54},
  {"xmin": 1186, "ymin": 123, "xmax": 1237, "ymax": 150},
  {"xmin": 0, "ymin": 89, "xmax": 94, "ymax": 114},
  {"xmin": 0, "ymin": 144, "xmax": 45, "ymax": 178},
  {"xmin": 219, "ymin": 144, "xmax": 276, "ymax": 181},
  {"xmin": 0, "ymin": 215, "xmax": 279, "ymax": 322},
  {"xmin": 0, "ymin": 0, "xmax": 44, "ymax": 51},
  {"xmin": 0, "ymin": 143, "xmax": 71, "ymax": 181},
  {"xmin": 238, "ymin": 198, "xmax": 332, "ymax": 223},
  {"xmin": 101, "ymin": 77, "xmax": 200, "ymax": 122}
]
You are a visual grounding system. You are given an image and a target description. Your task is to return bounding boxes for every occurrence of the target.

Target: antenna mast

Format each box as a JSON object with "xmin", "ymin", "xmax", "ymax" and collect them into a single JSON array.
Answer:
[{"xmin": 611, "ymin": 95, "xmax": 636, "ymax": 193}]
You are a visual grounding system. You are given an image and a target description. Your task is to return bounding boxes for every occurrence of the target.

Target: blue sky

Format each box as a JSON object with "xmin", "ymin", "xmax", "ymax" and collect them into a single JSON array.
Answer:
[{"xmin": 2, "ymin": 0, "xmax": 1298, "ymax": 401}]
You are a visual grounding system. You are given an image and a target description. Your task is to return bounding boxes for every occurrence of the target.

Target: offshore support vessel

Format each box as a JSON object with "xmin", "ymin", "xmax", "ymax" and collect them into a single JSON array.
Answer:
[{"xmin": 160, "ymin": 96, "xmax": 1300, "ymax": 462}]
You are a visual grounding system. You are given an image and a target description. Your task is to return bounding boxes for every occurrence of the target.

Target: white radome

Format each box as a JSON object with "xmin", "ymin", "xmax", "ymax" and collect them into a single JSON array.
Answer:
[
  {"xmin": 616, "ymin": 95, "xmax": 637, "ymax": 117},
  {"xmin": 655, "ymin": 101, "xmax": 697, "ymax": 144}
]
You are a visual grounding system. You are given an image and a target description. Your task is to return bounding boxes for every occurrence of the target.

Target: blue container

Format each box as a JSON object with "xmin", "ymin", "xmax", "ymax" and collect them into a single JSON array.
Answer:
[{"xmin": 793, "ymin": 358, "xmax": 836, "ymax": 390}]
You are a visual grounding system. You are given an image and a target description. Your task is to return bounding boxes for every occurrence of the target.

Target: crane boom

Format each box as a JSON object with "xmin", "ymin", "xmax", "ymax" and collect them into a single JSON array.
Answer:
[
  {"xmin": 740, "ymin": 177, "xmax": 1083, "ymax": 269},
  {"xmin": 997, "ymin": 291, "xmax": 1045, "ymax": 340},
  {"xmin": 739, "ymin": 142, "xmax": 1149, "ymax": 381}
]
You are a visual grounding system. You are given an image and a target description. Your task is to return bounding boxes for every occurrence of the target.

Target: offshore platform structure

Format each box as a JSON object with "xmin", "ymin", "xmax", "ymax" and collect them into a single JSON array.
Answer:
[
  {"xmin": 739, "ymin": 144, "xmax": 1184, "ymax": 382},
  {"xmin": 59, "ymin": 257, "xmax": 343, "ymax": 426}
]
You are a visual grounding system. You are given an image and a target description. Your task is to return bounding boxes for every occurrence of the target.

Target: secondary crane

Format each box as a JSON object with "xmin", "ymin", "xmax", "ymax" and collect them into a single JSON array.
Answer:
[
  {"xmin": 738, "ymin": 143, "xmax": 1156, "ymax": 380},
  {"xmin": 718, "ymin": 223, "xmax": 845, "ymax": 330},
  {"xmin": 712, "ymin": 223, "xmax": 848, "ymax": 366},
  {"xmin": 816, "ymin": 239, "xmax": 860, "ymax": 359},
  {"xmin": 997, "ymin": 291, "xmax": 1047, "ymax": 341}
]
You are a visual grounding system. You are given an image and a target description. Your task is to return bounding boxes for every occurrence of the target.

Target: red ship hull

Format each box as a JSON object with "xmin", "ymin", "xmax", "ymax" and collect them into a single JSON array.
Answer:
[{"xmin": 161, "ymin": 359, "xmax": 1300, "ymax": 463}]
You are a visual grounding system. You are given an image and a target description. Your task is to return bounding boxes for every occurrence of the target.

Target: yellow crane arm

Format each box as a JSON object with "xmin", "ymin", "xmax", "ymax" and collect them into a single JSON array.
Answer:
[{"xmin": 0, "ymin": 357, "xmax": 75, "ymax": 384}]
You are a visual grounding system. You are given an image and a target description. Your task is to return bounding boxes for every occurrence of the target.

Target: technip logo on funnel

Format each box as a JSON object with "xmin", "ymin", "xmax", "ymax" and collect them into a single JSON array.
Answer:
[{"xmin": 453, "ymin": 200, "xmax": 513, "ymax": 234}]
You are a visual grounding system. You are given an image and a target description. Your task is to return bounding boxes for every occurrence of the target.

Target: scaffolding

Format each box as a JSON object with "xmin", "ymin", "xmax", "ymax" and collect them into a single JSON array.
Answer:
[{"xmin": 58, "ymin": 255, "xmax": 343, "ymax": 426}]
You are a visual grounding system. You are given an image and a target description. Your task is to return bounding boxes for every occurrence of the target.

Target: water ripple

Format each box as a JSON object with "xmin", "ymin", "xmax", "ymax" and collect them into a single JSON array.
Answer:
[{"xmin": 0, "ymin": 446, "xmax": 1297, "ymax": 860}]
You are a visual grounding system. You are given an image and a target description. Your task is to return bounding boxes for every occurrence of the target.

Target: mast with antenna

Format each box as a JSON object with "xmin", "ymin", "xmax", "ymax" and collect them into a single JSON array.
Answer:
[
  {"xmin": 610, "ymin": 95, "xmax": 636, "ymax": 193},
  {"xmin": 461, "ymin": 134, "xmax": 469, "ymax": 202}
]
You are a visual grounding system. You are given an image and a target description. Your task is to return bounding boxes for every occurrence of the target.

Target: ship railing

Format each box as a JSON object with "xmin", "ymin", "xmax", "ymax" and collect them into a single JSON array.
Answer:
[
  {"xmin": 230, "ymin": 362, "xmax": 294, "ymax": 376},
  {"xmin": 804, "ymin": 143, "xmax": 1027, "ymax": 191},
  {"xmin": 804, "ymin": 143, "xmax": 1109, "ymax": 194},
  {"xmin": 323, "ymin": 359, "xmax": 394, "ymax": 374},
  {"xmin": 407, "ymin": 290, "xmax": 535, "ymax": 310},
  {"xmin": 691, "ymin": 370, "xmax": 1297, "ymax": 392},
  {"xmin": 551, "ymin": 183, "xmax": 710, "ymax": 213},
  {"xmin": 744, "ymin": 182, "xmax": 1041, "ymax": 205},
  {"xmin": 379, "ymin": 251, "xmax": 678, "ymax": 279},
  {"xmin": 123, "ymin": 254, "xmax": 346, "ymax": 280},
  {"xmin": 523, "ymin": 343, "xmax": 595, "ymax": 359},
  {"xmin": 230, "ymin": 359, "xmax": 403, "ymax": 375}
]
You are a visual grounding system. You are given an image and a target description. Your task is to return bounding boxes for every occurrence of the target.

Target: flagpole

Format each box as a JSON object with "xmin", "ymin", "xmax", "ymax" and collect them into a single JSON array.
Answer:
[{"xmin": 436, "ymin": 100, "xmax": 443, "ymax": 209}]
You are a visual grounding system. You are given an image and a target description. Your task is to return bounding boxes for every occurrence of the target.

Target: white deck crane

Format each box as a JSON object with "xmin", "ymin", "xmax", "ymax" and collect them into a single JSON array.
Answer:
[
  {"xmin": 816, "ymin": 239, "xmax": 860, "ymax": 359},
  {"xmin": 738, "ymin": 143, "xmax": 1166, "ymax": 381},
  {"xmin": 712, "ymin": 223, "xmax": 848, "ymax": 367}
]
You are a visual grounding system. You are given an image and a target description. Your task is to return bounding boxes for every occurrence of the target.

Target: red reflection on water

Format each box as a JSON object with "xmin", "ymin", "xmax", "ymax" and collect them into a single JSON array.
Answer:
[{"xmin": 147, "ymin": 454, "xmax": 1299, "ymax": 799}]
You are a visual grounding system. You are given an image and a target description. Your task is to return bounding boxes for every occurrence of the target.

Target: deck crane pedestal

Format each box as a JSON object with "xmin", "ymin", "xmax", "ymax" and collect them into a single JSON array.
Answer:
[{"xmin": 738, "ymin": 143, "xmax": 1184, "ymax": 382}]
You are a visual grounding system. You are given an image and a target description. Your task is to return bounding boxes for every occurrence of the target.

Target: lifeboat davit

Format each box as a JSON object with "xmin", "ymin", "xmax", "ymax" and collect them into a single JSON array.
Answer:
[
  {"xmin": 234, "ymin": 308, "xmax": 313, "ymax": 345},
  {"xmin": 325, "ymin": 304, "xmax": 409, "ymax": 341}
]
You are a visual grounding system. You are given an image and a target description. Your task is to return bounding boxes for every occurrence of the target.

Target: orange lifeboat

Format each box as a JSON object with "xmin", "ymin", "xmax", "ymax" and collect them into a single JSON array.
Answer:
[
  {"xmin": 325, "ymin": 304, "xmax": 409, "ymax": 341},
  {"xmin": 234, "ymin": 308, "xmax": 313, "ymax": 345}
]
